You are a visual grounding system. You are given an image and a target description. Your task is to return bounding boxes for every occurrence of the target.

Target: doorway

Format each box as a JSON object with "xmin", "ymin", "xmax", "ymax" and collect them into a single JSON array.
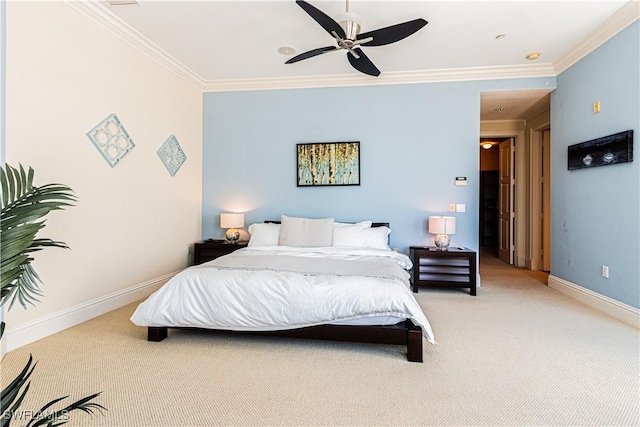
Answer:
[
  {"xmin": 479, "ymin": 138, "xmax": 502, "ymax": 257},
  {"xmin": 479, "ymin": 137, "xmax": 514, "ymax": 264},
  {"xmin": 479, "ymin": 89, "xmax": 552, "ymax": 270}
]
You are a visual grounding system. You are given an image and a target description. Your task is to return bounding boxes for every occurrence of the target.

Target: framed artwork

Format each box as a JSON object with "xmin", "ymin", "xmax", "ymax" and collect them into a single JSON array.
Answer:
[
  {"xmin": 568, "ymin": 130, "xmax": 633, "ymax": 170},
  {"xmin": 297, "ymin": 141, "xmax": 360, "ymax": 187}
]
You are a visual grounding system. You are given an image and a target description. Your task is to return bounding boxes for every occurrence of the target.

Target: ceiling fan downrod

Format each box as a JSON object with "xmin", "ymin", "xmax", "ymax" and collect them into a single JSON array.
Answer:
[{"xmin": 335, "ymin": 0, "xmax": 361, "ymax": 40}]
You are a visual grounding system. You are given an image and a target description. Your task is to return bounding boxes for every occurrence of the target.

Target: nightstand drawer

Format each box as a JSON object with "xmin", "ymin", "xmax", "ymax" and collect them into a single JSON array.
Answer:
[
  {"xmin": 418, "ymin": 257, "xmax": 470, "ymax": 267},
  {"xmin": 417, "ymin": 273, "xmax": 471, "ymax": 282}
]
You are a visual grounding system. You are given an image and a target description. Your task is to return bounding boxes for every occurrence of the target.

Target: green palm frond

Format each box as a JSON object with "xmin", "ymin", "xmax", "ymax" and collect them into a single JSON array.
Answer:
[
  {"xmin": 25, "ymin": 392, "xmax": 106, "ymax": 427},
  {"xmin": 0, "ymin": 165, "xmax": 105, "ymax": 426},
  {"xmin": 0, "ymin": 355, "xmax": 106, "ymax": 427},
  {"xmin": 0, "ymin": 164, "xmax": 77, "ymax": 310},
  {"xmin": 1, "ymin": 354, "xmax": 36, "ymax": 427}
]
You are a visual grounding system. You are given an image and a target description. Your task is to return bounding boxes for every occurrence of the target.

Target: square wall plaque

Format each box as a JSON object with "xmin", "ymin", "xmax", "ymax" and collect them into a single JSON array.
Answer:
[
  {"xmin": 157, "ymin": 135, "xmax": 187, "ymax": 176},
  {"xmin": 86, "ymin": 114, "xmax": 135, "ymax": 167}
]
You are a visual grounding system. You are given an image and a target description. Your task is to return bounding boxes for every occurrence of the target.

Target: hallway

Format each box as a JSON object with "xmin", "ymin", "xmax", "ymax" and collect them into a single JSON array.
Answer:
[{"xmin": 479, "ymin": 245, "xmax": 549, "ymax": 288}]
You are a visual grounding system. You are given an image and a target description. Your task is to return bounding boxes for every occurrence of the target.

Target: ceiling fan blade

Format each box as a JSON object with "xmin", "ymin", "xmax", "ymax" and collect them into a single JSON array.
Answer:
[
  {"xmin": 295, "ymin": 0, "xmax": 346, "ymax": 40},
  {"xmin": 285, "ymin": 46, "xmax": 339, "ymax": 64},
  {"xmin": 356, "ymin": 18, "xmax": 428, "ymax": 47},
  {"xmin": 347, "ymin": 48, "xmax": 380, "ymax": 77}
]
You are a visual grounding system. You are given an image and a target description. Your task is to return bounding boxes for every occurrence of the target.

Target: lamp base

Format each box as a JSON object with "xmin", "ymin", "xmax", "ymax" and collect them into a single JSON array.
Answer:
[
  {"xmin": 434, "ymin": 234, "xmax": 450, "ymax": 251},
  {"xmin": 225, "ymin": 228, "xmax": 240, "ymax": 244}
]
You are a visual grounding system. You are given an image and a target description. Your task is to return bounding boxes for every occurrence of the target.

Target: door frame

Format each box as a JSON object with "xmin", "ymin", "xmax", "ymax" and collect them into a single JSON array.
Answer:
[
  {"xmin": 479, "ymin": 124, "xmax": 527, "ymax": 267},
  {"xmin": 528, "ymin": 117, "xmax": 551, "ymax": 271}
]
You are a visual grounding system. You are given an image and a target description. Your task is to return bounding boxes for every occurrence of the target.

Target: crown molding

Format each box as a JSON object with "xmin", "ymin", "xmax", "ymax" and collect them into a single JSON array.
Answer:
[
  {"xmin": 202, "ymin": 63, "xmax": 557, "ymax": 92},
  {"xmin": 64, "ymin": 0, "xmax": 637, "ymax": 93},
  {"xmin": 554, "ymin": 0, "xmax": 640, "ymax": 75},
  {"xmin": 64, "ymin": 0, "xmax": 206, "ymax": 91}
]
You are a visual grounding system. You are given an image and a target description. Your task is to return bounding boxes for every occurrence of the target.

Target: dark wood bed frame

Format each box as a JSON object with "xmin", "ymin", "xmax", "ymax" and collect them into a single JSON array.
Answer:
[{"xmin": 147, "ymin": 221, "xmax": 424, "ymax": 362}]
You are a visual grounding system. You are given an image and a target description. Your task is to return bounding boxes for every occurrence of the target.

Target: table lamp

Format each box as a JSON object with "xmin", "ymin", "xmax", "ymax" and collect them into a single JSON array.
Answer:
[
  {"xmin": 220, "ymin": 213, "xmax": 244, "ymax": 243},
  {"xmin": 428, "ymin": 215, "xmax": 456, "ymax": 251}
]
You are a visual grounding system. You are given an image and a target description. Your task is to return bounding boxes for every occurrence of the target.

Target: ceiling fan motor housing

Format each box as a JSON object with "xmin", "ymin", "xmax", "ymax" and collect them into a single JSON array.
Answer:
[{"xmin": 335, "ymin": 11, "xmax": 361, "ymax": 40}]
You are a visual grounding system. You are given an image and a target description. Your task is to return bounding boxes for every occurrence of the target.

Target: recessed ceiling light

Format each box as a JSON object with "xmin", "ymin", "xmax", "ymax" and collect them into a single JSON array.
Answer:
[
  {"xmin": 106, "ymin": 0, "xmax": 141, "ymax": 6},
  {"xmin": 277, "ymin": 46, "xmax": 296, "ymax": 56},
  {"xmin": 526, "ymin": 52, "xmax": 541, "ymax": 61},
  {"xmin": 495, "ymin": 34, "xmax": 506, "ymax": 40}
]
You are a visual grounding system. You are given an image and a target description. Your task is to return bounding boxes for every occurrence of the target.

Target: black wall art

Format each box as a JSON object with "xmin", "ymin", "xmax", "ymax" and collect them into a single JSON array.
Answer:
[{"xmin": 568, "ymin": 130, "xmax": 633, "ymax": 170}]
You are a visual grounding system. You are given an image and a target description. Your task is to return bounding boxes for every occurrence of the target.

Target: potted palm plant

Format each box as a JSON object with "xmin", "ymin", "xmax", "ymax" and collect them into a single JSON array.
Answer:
[{"xmin": 1, "ymin": 164, "xmax": 105, "ymax": 426}]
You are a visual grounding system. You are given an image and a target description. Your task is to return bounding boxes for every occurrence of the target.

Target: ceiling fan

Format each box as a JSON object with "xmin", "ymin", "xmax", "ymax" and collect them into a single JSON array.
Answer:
[{"xmin": 285, "ymin": 0, "xmax": 428, "ymax": 77}]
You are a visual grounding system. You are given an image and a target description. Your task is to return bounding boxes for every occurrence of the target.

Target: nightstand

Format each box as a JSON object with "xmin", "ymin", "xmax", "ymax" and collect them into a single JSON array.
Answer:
[
  {"xmin": 193, "ymin": 240, "xmax": 248, "ymax": 265},
  {"xmin": 409, "ymin": 246, "xmax": 477, "ymax": 296}
]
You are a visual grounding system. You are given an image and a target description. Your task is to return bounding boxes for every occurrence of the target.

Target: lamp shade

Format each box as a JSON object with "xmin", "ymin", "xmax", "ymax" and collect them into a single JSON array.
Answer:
[
  {"xmin": 220, "ymin": 213, "xmax": 244, "ymax": 229},
  {"xmin": 428, "ymin": 216, "xmax": 456, "ymax": 235}
]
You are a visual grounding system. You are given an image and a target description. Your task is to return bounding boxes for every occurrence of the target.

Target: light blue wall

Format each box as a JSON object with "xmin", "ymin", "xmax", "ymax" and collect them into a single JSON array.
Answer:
[
  {"xmin": 203, "ymin": 77, "xmax": 555, "ymax": 254},
  {"xmin": 551, "ymin": 21, "xmax": 639, "ymax": 308}
]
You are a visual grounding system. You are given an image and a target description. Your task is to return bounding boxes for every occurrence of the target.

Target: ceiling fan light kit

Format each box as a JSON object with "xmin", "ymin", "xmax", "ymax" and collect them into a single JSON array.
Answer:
[{"xmin": 285, "ymin": 0, "xmax": 428, "ymax": 77}]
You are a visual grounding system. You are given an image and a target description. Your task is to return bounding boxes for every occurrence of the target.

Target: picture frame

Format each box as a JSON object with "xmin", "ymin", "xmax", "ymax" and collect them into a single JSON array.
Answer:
[
  {"xmin": 568, "ymin": 130, "xmax": 633, "ymax": 170},
  {"xmin": 297, "ymin": 141, "xmax": 360, "ymax": 187}
]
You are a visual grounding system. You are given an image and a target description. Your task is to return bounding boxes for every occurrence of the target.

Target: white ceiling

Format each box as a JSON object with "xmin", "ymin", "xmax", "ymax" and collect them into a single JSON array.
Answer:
[
  {"xmin": 481, "ymin": 89, "xmax": 551, "ymax": 120},
  {"xmin": 82, "ymin": 0, "xmax": 636, "ymax": 119},
  {"xmin": 102, "ymin": 0, "xmax": 630, "ymax": 81}
]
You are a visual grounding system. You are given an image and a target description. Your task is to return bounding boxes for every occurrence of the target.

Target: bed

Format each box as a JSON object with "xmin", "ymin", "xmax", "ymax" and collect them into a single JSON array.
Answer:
[{"xmin": 131, "ymin": 217, "xmax": 435, "ymax": 362}]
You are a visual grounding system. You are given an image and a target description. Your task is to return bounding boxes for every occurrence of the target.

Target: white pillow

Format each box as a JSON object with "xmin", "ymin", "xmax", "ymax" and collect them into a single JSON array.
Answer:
[
  {"xmin": 333, "ymin": 221, "xmax": 373, "ymax": 247},
  {"xmin": 247, "ymin": 223, "xmax": 281, "ymax": 247},
  {"xmin": 336, "ymin": 225, "xmax": 391, "ymax": 250},
  {"xmin": 278, "ymin": 215, "xmax": 334, "ymax": 247}
]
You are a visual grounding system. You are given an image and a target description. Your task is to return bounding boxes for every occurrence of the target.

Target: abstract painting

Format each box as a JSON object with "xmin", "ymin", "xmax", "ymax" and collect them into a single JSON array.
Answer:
[{"xmin": 297, "ymin": 142, "xmax": 360, "ymax": 186}]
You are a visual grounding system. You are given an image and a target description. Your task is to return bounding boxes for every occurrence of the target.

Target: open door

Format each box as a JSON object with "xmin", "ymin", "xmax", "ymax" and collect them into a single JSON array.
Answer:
[{"xmin": 498, "ymin": 138, "xmax": 514, "ymax": 264}]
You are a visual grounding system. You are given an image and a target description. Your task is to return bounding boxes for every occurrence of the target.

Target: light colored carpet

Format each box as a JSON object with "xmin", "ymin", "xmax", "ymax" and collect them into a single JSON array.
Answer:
[{"xmin": 2, "ymin": 252, "xmax": 639, "ymax": 426}]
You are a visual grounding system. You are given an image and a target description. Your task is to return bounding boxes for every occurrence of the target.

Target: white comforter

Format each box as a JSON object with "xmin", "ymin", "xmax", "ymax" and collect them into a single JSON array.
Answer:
[{"xmin": 131, "ymin": 246, "xmax": 435, "ymax": 343}]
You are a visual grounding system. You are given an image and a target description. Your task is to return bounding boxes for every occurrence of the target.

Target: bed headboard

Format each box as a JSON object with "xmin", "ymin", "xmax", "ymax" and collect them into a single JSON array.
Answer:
[{"xmin": 265, "ymin": 220, "xmax": 389, "ymax": 228}]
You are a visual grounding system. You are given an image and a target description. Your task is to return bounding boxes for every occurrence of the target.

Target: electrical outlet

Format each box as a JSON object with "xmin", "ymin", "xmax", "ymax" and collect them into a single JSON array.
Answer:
[
  {"xmin": 187, "ymin": 245, "xmax": 192, "ymax": 255},
  {"xmin": 456, "ymin": 204, "xmax": 466, "ymax": 213},
  {"xmin": 602, "ymin": 265, "xmax": 609, "ymax": 278}
]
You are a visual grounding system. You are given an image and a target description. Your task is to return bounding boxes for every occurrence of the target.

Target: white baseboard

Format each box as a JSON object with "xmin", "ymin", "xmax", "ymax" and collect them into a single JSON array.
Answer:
[
  {"xmin": 548, "ymin": 275, "xmax": 640, "ymax": 329},
  {"xmin": 5, "ymin": 272, "xmax": 178, "ymax": 352}
]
